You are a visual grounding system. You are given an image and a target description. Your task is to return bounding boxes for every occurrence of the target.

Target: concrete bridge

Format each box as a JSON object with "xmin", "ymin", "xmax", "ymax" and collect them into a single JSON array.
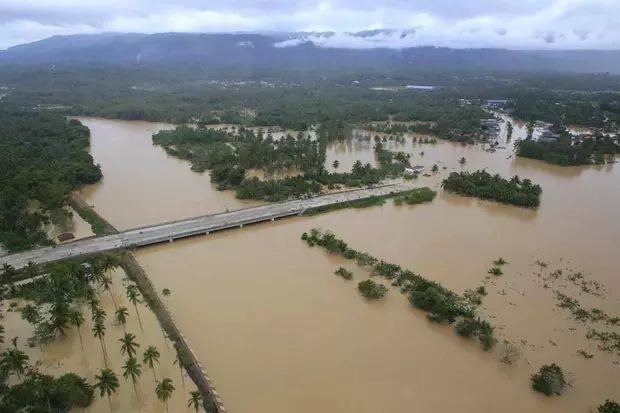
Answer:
[{"xmin": 1, "ymin": 183, "xmax": 415, "ymax": 269}]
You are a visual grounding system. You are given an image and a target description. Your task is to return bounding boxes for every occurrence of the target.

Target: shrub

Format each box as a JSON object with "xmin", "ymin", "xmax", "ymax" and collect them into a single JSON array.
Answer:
[
  {"xmin": 598, "ymin": 400, "xmax": 620, "ymax": 413},
  {"xmin": 334, "ymin": 267, "xmax": 353, "ymax": 280},
  {"xmin": 488, "ymin": 267, "xmax": 503, "ymax": 276},
  {"xmin": 531, "ymin": 364, "xmax": 567, "ymax": 396},
  {"xmin": 358, "ymin": 280, "xmax": 388, "ymax": 299}
]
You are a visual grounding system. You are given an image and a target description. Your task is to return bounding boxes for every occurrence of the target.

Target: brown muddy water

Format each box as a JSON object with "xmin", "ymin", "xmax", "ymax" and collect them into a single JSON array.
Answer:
[
  {"xmin": 58, "ymin": 116, "xmax": 620, "ymax": 412},
  {"xmin": 3, "ymin": 268, "xmax": 197, "ymax": 412}
]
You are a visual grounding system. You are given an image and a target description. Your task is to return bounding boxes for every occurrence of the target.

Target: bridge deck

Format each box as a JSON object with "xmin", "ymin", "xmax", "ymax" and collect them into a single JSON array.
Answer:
[{"xmin": 1, "ymin": 184, "xmax": 415, "ymax": 269}]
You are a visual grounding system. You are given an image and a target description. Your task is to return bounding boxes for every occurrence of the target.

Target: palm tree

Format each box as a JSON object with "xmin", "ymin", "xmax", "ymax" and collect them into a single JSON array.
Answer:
[
  {"xmin": 126, "ymin": 285, "xmax": 143, "ymax": 331},
  {"xmin": 50, "ymin": 298, "xmax": 70, "ymax": 337},
  {"xmin": 88, "ymin": 297, "xmax": 101, "ymax": 315},
  {"xmin": 119, "ymin": 333, "xmax": 140, "ymax": 359},
  {"xmin": 20, "ymin": 303, "xmax": 42, "ymax": 326},
  {"xmin": 0, "ymin": 325, "xmax": 4, "ymax": 345},
  {"xmin": 115, "ymin": 307, "xmax": 129, "ymax": 333},
  {"xmin": 92, "ymin": 306, "xmax": 107, "ymax": 324},
  {"xmin": 122, "ymin": 356, "xmax": 142, "ymax": 396},
  {"xmin": 92, "ymin": 321, "xmax": 108, "ymax": 367},
  {"xmin": 94, "ymin": 368, "xmax": 120, "ymax": 411},
  {"xmin": 100, "ymin": 275, "xmax": 118, "ymax": 310},
  {"xmin": 155, "ymin": 378, "xmax": 175, "ymax": 413},
  {"xmin": 143, "ymin": 345, "xmax": 160, "ymax": 381},
  {"xmin": 187, "ymin": 390, "xmax": 203, "ymax": 412},
  {"xmin": 68, "ymin": 309, "xmax": 86, "ymax": 351},
  {"xmin": 0, "ymin": 348, "xmax": 29, "ymax": 379}
]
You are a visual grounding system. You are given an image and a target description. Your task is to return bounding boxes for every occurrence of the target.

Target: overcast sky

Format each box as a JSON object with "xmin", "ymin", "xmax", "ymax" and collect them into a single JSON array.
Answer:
[{"xmin": 1, "ymin": 0, "xmax": 619, "ymax": 50}]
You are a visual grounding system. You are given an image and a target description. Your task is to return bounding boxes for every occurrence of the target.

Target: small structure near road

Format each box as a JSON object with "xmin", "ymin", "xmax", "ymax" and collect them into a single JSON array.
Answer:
[
  {"xmin": 57, "ymin": 232, "xmax": 75, "ymax": 242},
  {"xmin": 405, "ymin": 166, "xmax": 425, "ymax": 175}
]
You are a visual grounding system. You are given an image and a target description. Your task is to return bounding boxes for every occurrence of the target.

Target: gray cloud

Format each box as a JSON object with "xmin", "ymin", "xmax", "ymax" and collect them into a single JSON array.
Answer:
[{"xmin": 1, "ymin": 0, "xmax": 619, "ymax": 50}]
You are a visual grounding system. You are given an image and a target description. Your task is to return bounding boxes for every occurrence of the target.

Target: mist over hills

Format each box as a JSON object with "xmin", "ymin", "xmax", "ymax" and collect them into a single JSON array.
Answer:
[{"xmin": 1, "ymin": 32, "xmax": 619, "ymax": 74}]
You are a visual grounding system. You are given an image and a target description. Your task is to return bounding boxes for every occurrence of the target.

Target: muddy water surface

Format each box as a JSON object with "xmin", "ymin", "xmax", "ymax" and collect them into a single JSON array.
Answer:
[{"xmin": 79, "ymin": 116, "xmax": 619, "ymax": 412}]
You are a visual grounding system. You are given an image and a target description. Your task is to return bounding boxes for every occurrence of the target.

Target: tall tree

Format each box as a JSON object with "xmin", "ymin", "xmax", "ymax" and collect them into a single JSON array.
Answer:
[
  {"xmin": 142, "ymin": 345, "xmax": 161, "ymax": 381},
  {"xmin": 92, "ymin": 321, "xmax": 108, "ymax": 367},
  {"xmin": 187, "ymin": 390, "xmax": 203, "ymax": 412},
  {"xmin": 156, "ymin": 378, "xmax": 175, "ymax": 413},
  {"xmin": 0, "ymin": 348, "xmax": 29, "ymax": 379},
  {"xmin": 122, "ymin": 356, "xmax": 142, "ymax": 396},
  {"xmin": 94, "ymin": 368, "xmax": 120, "ymax": 411},
  {"xmin": 68, "ymin": 309, "xmax": 86, "ymax": 351},
  {"xmin": 119, "ymin": 333, "xmax": 140, "ymax": 359},
  {"xmin": 126, "ymin": 285, "xmax": 143, "ymax": 331},
  {"xmin": 173, "ymin": 346, "xmax": 186, "ymax": 388},
  {"xmin": 114, "ymin": 307, "xmax": 129, "ymax": 333}
]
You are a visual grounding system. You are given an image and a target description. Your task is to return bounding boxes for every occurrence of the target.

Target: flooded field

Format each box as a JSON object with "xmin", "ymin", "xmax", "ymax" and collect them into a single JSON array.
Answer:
[
  {"xmin": 61, "ymin": 116, "xmax": 620, "ymax": 412},
  {"xmin": 3, "ymin": 268, "xmax": 197, "ymax": 412}
]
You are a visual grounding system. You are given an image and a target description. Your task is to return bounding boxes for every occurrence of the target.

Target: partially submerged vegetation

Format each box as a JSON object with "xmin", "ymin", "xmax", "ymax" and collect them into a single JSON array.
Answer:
[
  {"xmin": 530, "ymin": 364, "xmax": 567, "ymax": 396},
  {"xmin": 441, "ymin": 170, "xmax": 542, "ymax": 208},
  {"xmin": 357, "ymin": 279, "xmax": 388, "ymax": 299},
  {"xmin": 334, "ymin": 267, "xmax": 353, "ymax": 280},
  {"xmin": 0, "ymin": 111, "xmax": 102, "ymax": 252},
  {"xmin": 301, "ymin": 229, "xmax": 495, "ymax": 350},
  {"xmin": 516, "ymin": 133, "xmax": 618, "ymax": 166}
]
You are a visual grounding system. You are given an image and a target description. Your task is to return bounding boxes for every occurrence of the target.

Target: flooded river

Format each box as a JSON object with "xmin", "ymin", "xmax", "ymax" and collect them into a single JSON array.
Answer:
[{"xmin": 73, "ymin": 116, "xmax": 619, "ymax": 412}]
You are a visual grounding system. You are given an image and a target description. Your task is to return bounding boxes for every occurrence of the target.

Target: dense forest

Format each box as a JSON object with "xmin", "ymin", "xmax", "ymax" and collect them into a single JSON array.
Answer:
[
  {"xmin": 0, "ymin": 111, "xmax": 102, "ymax": 252},
  {"xmin": 516, "ymin": 134, "xmax": 619, "ymax": 166},
  {"xmin": 441, "ymin": 170, "xmax": 542, "ymax": 208}
]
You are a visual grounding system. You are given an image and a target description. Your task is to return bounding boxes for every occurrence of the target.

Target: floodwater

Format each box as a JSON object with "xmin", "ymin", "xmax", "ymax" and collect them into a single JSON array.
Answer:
[
  {"xmin": 3, "ymin": 268, "xmax": 197, "ymax": 412},
  {"xmin": 72, "ymin": 116, "xmax": 620, "ymax": 412},
  {"xmin": 76, "ymin": 118, "xmax": 259, "ymax": 230}
]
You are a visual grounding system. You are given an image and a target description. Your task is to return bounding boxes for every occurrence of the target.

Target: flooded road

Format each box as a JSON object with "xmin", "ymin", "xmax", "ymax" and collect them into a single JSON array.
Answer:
[{"xmin": 78, "ymin": 116, "xmax": 620, "ymax": 412}]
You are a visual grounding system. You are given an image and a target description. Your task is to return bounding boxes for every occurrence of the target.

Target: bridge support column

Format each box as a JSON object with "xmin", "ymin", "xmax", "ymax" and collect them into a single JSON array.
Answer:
[
  {"xmin": 168, "ymin": 239, "xmax": 173, "ymax": 243},
  {"xmin": 239, "ymin": 224, "xmax": 244, "ymax": 228},
  {"xmin": 205, "ymin": 231, "xmax": 209, "ymax": 235},
  {"xmin": 271, "ymin": 218, "xmax": 274, "ymax": 221}
]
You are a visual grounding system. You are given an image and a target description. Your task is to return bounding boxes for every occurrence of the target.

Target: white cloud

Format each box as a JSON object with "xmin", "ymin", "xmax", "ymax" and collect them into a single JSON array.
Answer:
[{"xmin": 1, "ymin": 0, "xmax": 619, "ymax": 50}]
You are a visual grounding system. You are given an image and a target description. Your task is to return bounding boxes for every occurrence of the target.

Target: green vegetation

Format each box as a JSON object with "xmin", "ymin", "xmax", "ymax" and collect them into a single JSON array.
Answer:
[
  {"xmin": 393, "ymin": 187, "xmax": 437, "ymax": 205},
  {"xmin": 334, "ymin": 267, "xmax": 353, "ymax": 280},
  {"xmin": 598, "ymin": 400, "xmax": 620, "ymax": 413},
  {"xmin": 441, "ymin": 170, "xmax": 542, "ymax": 208},
  {"xmin": 0, "ymin": 111, "xmax": 102, "ymax": 252},
  {"xmin": 530, "ymin": 364, "xmax": 567, "ymax": 396},
  {"xmin": 516, "ymin": 134, "xmax": 618, "ymax": 166},
  {"xmin": 493, "ymin": 257, "xmax": 508, "ymax": 266},
  {"xmin": 357, "ymin": 280, "xmax": 388, "ymax": 299},
  {"xmin": 301, "ymin": 229, "xmax": 494, "ymax": 350},
  {"xmin": 68, "ymin": 196, "xmax": 117, "ymax": 235}
]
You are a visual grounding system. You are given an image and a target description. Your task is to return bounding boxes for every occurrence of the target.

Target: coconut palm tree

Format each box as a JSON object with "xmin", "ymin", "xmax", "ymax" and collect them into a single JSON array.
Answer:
[
  {"xmin": 143, "ymin": 345, "xmax": 160, "ymax": 381},
  {"xmin": 94, "ymin": 368, "xmax": 120, "ymax": 411},
  {"xmin": 119, "ymin": 333, "xmax": 140, "ymax": 359},
  {"xmin": 187, "ymin": 390, "xmax": 203, "ymax": 412},
  {"xmin": 126, "ymin": 285, "xmax": 143, "ymax": 331},
  {"xmin": 88, "ymin": 297, "xmax": 101, "ymax": 315},
  {"xmin": 122, "ymin": 356, "xmax": 142, "ymax": 396},
  {"xmin": 92, "ymin": 321, "xmax": 108, "ymax": 367},
  {"xmin": 0, "ymin": 348, "xmax": 29, "ymax": 379},
  {"xmin": 155, "ymin": 378, "xmax": 175, "ymax": 413},
  {"xmin": 49, "ymin": 298, "xmax": 70, "ymax": 337},
  {"xmin": 100, "ymin": 275, "xmax": 118, "ymax": 310},
  {"xmin": 68, "ymin": 309, "xmax": 85, "ymax": 351},
  {"xmin": 114, "ymin": 307, "xmax": 129, "ymax": 333},
  {"xmin": 20, "ymin": 303, "xmax": 42, "ymax": 326},
  {"xmin": 92, "ymin": 307, "xmax": 107, "ymax": 324}
]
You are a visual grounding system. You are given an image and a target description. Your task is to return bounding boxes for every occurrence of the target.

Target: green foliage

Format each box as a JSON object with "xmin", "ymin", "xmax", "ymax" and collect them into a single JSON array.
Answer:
[
  {"xmin": 393, "ymin": 187, "xmax": 436, "ymax": 205},
  {"xmin": 334, "ymin": 267, "xmax": 353, "ymax": 280},
  {"xmin": 303, "ymin": 229, "xmax": 494, "ymax": 350},
  {"xmin": 358, "ymin": 280, "xmax": 388, "ymax": 299},
  {"xmin": 493, "ymin": 257, "xmax": 508, "ymax": 266},
  {"xmin": 531, "ymin": 363, "xmax": 567, "ymax": 396},
  {"xmin": 598, "ymin": 400, "xmax": 620, "ymax": 413},
  {"xmin": 442, "ymin": 170, "xmax": 542, "ymax": 208},
  {"xmin": 0, "ymin": 111, "xmax": 102, "ymax": 251},
  {"xmin": 488, "ymin": 267, "xmax": 503, "ymax": 276},
  {"xmin": 516, "ymin": 134, "xmax": 618, "ymax": 166}
]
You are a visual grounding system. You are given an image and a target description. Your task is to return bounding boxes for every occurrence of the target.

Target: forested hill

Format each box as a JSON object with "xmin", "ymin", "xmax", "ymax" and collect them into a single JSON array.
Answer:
[{"xmin": 1, "ymin": 32, "xmax": 620, "ymax": 74}]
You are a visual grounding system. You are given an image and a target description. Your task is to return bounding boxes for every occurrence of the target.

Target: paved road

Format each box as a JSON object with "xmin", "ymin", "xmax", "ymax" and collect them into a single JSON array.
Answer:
[{"xmin": 1, "ymin": 184, "xmax": 415, "ymax": 269}]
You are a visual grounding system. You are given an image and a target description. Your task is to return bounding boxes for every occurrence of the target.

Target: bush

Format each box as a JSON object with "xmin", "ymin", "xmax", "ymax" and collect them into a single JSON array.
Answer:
[
  {"xmin": 488, "ymin": 267, "xmax": 503, "ymax": 276},
  {"xmin": 531, "ymin": 364, "xmax": 567, "ymax": 396},
  {"xmin": 598, "ymin": 400, "xmax": 620, "ymax": 413},
  {"xmin": 334, "ymin": 267, "xmax": 353, "ymax": 280},
  {"xmin": 358, "ymin": 280, "xmax": 388, "ymax": 299}
]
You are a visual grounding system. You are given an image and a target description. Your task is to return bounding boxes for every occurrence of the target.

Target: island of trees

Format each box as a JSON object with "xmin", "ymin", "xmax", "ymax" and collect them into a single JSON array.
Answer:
[{"xmin": 441, "ymin": 170, "xmax": 542, "ymax": 208}]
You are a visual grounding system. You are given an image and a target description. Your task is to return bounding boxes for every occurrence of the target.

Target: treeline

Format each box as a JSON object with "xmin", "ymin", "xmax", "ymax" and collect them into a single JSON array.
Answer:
[
  {"xmin": 441, "ymin": 170, "xmax": 542, "ymax": 208},
  {"xmin": 153, "ymin": 126, "xmax": 411, "ymax": 201},
  {"xmin": 301, "ymin": 229, "xmax": 495, "ymax": 350},
  {"xmin": 0, "ymin": 111, "xmax": 102, "ymax": 252},
  {"xmin": 516, "ymin": 135, "xmax": 619, "ymax": 166}
]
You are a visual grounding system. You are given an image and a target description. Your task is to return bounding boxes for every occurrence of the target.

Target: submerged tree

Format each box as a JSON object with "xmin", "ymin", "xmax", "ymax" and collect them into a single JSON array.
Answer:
[
  {"xmin": 92, "ymin": 321, "xmax": 108, "ymax": 367},
  {"xmin": 0, "ymin": 348, "xmax": 29, "ymax": 379},
  {"xmin": 115, "ymin": 306, "xmax": 129, "ymax": 333},
  {"xmin": 531, "ymin": 363, "xmax": 567, "ymax": 396},
  {"xmin": 119, "ymin": 333, "xmax": 140, "ymax": 359},
  {"xmin": 69, "ymin": 309, "xmax": 86, "ymax": 351},
  {"xmin": 122, "ymin": 356, "xmax": 142, "ymax": 396},
  {"xmin": 598, "ymin": 400, "xmax": 620, "ymax": 413},
  {"xmin": 143, "ymin": 346, "xmax": 161, "ymax": 381},
  {"xmin": 94, "ymin": 368, "xmax": 120, "ymax": 411},
  {"xmin": 156, "ymin": 378, "xmax": 175, "ymax": 413},
  {"xmin": 188, "ymin": 390, "xmax": 204, "ymax": 412},
  {"xmin": 126, "ymin": 285, "xmax": 143, "ymax": 331}
]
